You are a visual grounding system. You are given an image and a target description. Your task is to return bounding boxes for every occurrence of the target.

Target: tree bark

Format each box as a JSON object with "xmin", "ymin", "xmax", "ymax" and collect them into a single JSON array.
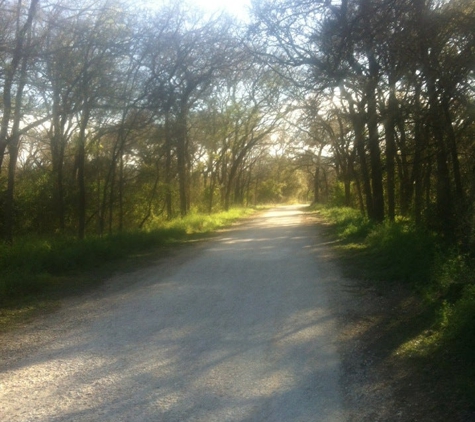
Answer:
[
  {"xmin": 313, "ymin": 144, "xmax": 324, "ymax": 204},
  {"xmin": 352, "ymin": 106, "xmax": 373, "ymax": 218},
  {"xmin": 164, "ymin": 113, "xmax": 174, "ymax": 219},
  {"xmin": 77, "ymin": 105, "xmax": 91, "ymax": 240},
  {"xmin": 176, "ymin": 108, "xmax": 188, "ymax": 217},
  {"xmin": 366, "ymin": 51, "xmax": 384, "ymax": 222},
  {"xmin": 385, "ymin": 82, "xmax": 398, "ymax": 221},
  {"xmin": 428, "ymin": 77, "xmax": 453, "ymax": 237}
]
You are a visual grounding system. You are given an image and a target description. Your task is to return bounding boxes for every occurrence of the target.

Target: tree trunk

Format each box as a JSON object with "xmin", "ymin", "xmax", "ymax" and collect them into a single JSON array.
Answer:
[
  {"xmin": 77, "ymin": 105, "xmax": 91, "ymax": 240},
  {"xmin": 353, "ymin": 109, "xmax": 373, "ymax": 217},
  {"xmin": 208, "ymin": 175, "xmax": 216, "ymax": 214},
  {"xmin": 313, "ymin": 144, "xmax": 324, "ymax": 204},
  {"xmin": 49, "ymin": 87, "xmax": 69, "ymax": 233},
  {"xmin": 51, "ymin": 136, "xmax": 66, "ymax": 232},
  {"xmin": 428, "ymin": 79, "xmax": 453, "ymax": 237},
  {"xmin": 366, "ymin": 52, "xmax": 384, "ymax": 222},
  {"xmin": 412, "ymin": 85, "xmax": 425, "ymax": 226},
  {"xmin": 442, "ymin": 95, "xmax": 465, "ymax": 236},
  {"xmin": 139, "ymin": 163, "xmax": 160, "ymax": 229},
  {"xmin": 164, "ymin": 113, "xmax": 174, "ymax": 219},
  {"xmin": 176, "ymin": 110, "xmax": 188, "ymax": 217},
  {"xmin": 396, "ymin": 117, "xmax": 411, "ymax": 216},
  {"xmin": 0, "ymin": 0, "xmax": 39, "ymax": 172},
  {"xmin": 118, "ymin": 153, "xmax": 124, "ymax": 232},
  {"xmin": 341, "ymin": 83, "xmax": 373, "ymax": 217},
  {"xmin": 3, "ymin": 143, "xmax": 20, "ymax": 244},
  {"xmin": 385, "ymin": 82, "xmax": 398, "ymax": 221},
  {"xmin": 0, "ymin": 1, "xmax": 37, "ymax": 242}
]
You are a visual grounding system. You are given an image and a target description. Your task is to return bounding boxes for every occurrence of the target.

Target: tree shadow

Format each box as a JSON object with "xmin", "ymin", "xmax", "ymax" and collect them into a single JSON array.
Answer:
[{"xmin": 1, "ymin": 206, "xmax": 348, "ymax": 421}]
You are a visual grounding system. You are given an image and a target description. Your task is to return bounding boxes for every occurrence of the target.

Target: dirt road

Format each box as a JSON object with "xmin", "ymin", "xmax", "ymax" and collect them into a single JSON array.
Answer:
[{"xmin": 1, "ymin": 206, "xmax": 349, "ymax": 421}]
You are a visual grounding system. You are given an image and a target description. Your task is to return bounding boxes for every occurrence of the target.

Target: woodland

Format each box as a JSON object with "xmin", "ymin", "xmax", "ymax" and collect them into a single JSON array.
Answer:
[
  {"xmin": 0, "ymin": 0, "xmax": 308, "ymax": 243},
  {"xmin": 1, "ymin": 0, "xmax": 475, "ymax": 412},
  {"xmin": 0, "ymin": 0, "xmax": 473, "ymax": 245}
]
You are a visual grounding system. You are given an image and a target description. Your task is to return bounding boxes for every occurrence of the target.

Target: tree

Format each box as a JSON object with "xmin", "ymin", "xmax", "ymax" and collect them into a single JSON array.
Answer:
[
  {"xmin": 142, "ymin": 4, "xmax": 240, "ymax": 217},
  {"xmin": 0, "ymin": 0, "xmax": 41, "ymax": 242},
  {"xmin": 251, "ymin": 0, "xmax": 475, "ymax": 238}
]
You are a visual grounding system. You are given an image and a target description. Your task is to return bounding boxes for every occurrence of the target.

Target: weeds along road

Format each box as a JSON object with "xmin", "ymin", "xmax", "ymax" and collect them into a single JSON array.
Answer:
[{"xmin": 1, "ymin": 206, "xmax": 348, "ymax": 421}]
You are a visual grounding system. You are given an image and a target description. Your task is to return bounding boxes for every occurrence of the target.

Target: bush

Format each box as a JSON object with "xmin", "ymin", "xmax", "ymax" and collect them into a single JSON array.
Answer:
[
  {"xmin": 316, "ymin": 205, "xmax": 475, "ymax": 405},
  {"xmin": 316, "ymin": 206, "xmax": 374, "ymax": 241},
  {"xmin": 363, "ymin": 221, "xmax": 437, "ymax": 286},
  {"xmin": 156, "ymin": 208, "xmax": 253, "ymax": 234}
]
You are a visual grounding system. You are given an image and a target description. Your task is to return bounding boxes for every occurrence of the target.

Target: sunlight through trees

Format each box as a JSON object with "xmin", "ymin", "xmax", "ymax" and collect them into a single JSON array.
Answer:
[{"xmin": 0, "ymin": 0, "xmax": 473, "ymax": 248}]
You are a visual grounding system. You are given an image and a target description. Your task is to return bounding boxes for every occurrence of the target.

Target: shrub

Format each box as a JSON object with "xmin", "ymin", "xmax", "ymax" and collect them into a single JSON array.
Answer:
[
  {"xmin": 317, "ymin": 206, "xmax": 374, "ymax": 240},
  {"xmin": 363, "ymin": 221, "xmax": 437, "ymax": 286}
]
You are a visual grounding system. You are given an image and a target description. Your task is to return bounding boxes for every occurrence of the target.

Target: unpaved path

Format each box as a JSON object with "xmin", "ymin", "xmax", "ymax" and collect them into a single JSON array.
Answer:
[{"xmin": 1, "ymin": 206, "xmax": 350, "ymax": 421}]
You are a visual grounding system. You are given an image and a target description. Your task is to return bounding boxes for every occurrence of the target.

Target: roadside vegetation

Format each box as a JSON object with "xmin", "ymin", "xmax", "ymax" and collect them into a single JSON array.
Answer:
[
  {"xmin": 313, "ymin": 204, "xmax": 475, "ymax": 409},
  {"xmin": 0, "ymin": 0, "xmax": 474, "ymax": 410},
  {"xmin": 0, "ymin": 208, "xmax": 255, "ymax": 331}
]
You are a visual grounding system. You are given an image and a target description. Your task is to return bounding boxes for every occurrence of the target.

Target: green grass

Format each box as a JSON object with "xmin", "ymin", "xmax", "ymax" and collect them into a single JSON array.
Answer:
[
  {"xmin": 314, "ymin": 205, "xmax": 440, "ymax": 288},
  {"xmin": 313, "ymin": 205, "xmax": 475, "ymax": 406},
  {"xmin": 156, "ymin": 208, "xmax": 255, "ymax": 234},
  {"xmin": 313, "ymin": 206, "xmax": 375, "ymax": 241},
  {"xmin": 0, "ymin": 208, "xmax": 255, "ymax": 330},
  {"xmin": 0, "ymin": 228, "xmax": 185, "ymax": 301}
]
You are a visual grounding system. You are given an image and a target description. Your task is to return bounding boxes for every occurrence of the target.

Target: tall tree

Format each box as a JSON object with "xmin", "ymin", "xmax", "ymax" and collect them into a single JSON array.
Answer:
[
  {"xmin": 0, "ymin": 0, "xmax": 40, "ymax": 242},
  {"xmin": 143, "ymin": 4, "xmax": 240, "ymax": 217}
]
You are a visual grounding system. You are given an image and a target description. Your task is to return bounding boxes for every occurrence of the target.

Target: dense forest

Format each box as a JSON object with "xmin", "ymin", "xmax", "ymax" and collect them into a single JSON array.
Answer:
[{"xmin": 0, "ymin": 0, "xmax": 474, "ymax": 248}]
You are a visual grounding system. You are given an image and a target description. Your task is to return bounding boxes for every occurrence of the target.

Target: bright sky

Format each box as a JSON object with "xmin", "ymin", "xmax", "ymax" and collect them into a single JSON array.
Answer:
[
  {"xmin": 193, "ymin": 0, "xmax": 251, "ymax": 19},
  {"xmin": 138, "ymin": 0, "xmax": 252, "ymax": 21}
]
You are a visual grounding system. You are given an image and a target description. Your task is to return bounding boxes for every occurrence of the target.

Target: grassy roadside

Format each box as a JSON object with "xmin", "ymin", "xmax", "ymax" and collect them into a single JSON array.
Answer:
[
  {"xmin": 310, "ymin": 205, "xmax": 475, "ymax": 414},
  {"xmin": 0, "ymin": 208, "xmax": 256, "ymax": 333}
]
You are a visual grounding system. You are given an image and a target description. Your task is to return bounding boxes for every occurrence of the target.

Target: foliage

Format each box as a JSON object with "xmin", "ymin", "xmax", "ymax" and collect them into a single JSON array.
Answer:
[
  {"xmin": 363, "ymin": 220, "xmax": 437, "ymax": 287},
  {"xmin": 0, "ymin": 0, "xmax": 473, "ymax": 247},
  {"xmin": 328, "ymin": 182, "xmax": 349, "ymax": 208},
  {"xmin": 317, "ymin": 205, "xmax": 475, "ymax": 404},
  {"xmin": 153, "ymin": 208, "xmax": 255, "ymax": 234},
  {"xmin": 0, "ymin": 0, "xmax": 297, "ymax": 244},
  {"xmin": 253, "ymin": 0, "xmax": 475, "ymax": 240},
  {"xmin": 0, "ymin": 208, "xmax": 254, "ymax": 303},
  {"xmin": 313, "ymin": 205, "xmax": 374, "ymax": 241}
]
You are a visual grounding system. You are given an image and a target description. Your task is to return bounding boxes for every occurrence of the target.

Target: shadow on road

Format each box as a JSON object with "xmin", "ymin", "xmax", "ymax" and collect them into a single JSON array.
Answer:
[{"xmin": 1, "ymin": 206, "xmax": 347, "ymax": 421}]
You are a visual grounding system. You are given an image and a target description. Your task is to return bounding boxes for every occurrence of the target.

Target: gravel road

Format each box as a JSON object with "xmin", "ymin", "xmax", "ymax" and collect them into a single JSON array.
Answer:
[{"xmin": 1, "ymin": 206, "xmax": 350, "ymax": 421}]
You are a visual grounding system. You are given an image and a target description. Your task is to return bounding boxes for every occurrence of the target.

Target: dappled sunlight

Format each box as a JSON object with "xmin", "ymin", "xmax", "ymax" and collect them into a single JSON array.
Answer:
[
  {"xmin": 1, "ymin": 206, "xmax": 345, "ymax": 421},
  {"xmin": 218, "ymin": 236, "xmax": 285, "ymax": 244},
  {"xmin": 2, "ymin": 305, "xmax": 342, "ymax": 421}
]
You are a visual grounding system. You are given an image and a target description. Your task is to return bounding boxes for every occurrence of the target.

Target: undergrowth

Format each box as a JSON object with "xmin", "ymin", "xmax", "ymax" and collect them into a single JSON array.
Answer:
[
  {"xmin": 0, "ymin": 208, "xmax": 254, "ymax": 306},
  {"xmin": 313, "ymin": 205, "xmax": 475, "ymax": 406},
  {"xmin": 156, "ymin": 208, "xmax": 254, "ymax": 234}
]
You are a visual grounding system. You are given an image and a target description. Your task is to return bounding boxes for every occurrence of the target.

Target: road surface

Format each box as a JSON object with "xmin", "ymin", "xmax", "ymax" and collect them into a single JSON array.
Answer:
[{"xmin": 1, "ymin": 206, "xmax": 347, "ymax": 421}]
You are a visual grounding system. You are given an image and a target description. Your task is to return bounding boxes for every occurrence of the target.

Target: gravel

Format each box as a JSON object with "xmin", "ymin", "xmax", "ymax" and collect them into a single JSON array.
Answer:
[{"xmin": 1, "ymin": 205, "xmax": 395, "ymax": 421}]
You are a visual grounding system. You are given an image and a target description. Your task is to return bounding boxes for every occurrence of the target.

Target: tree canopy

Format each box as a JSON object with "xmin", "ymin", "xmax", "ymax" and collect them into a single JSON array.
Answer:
[{"xmin": 0, "ymin": 0, "xmax": 473, "ymax": 247}]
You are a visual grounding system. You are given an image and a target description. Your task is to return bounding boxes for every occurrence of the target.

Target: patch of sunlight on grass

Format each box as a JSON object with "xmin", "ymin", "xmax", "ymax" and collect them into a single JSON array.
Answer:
[
  {"xmin": 393, "ymin": 329, "xmax": 442, "ymax": 359},
  {"xmin": 160, "ymin": 208, "xmax": 255, "ymax": 235},
  {"xmin": 393, "ymin": 300, "xmax": 453, "ymax": 360},
  {"xmin": 336, "ymin": 242, "xmax": 368, "ymax": 251}
]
